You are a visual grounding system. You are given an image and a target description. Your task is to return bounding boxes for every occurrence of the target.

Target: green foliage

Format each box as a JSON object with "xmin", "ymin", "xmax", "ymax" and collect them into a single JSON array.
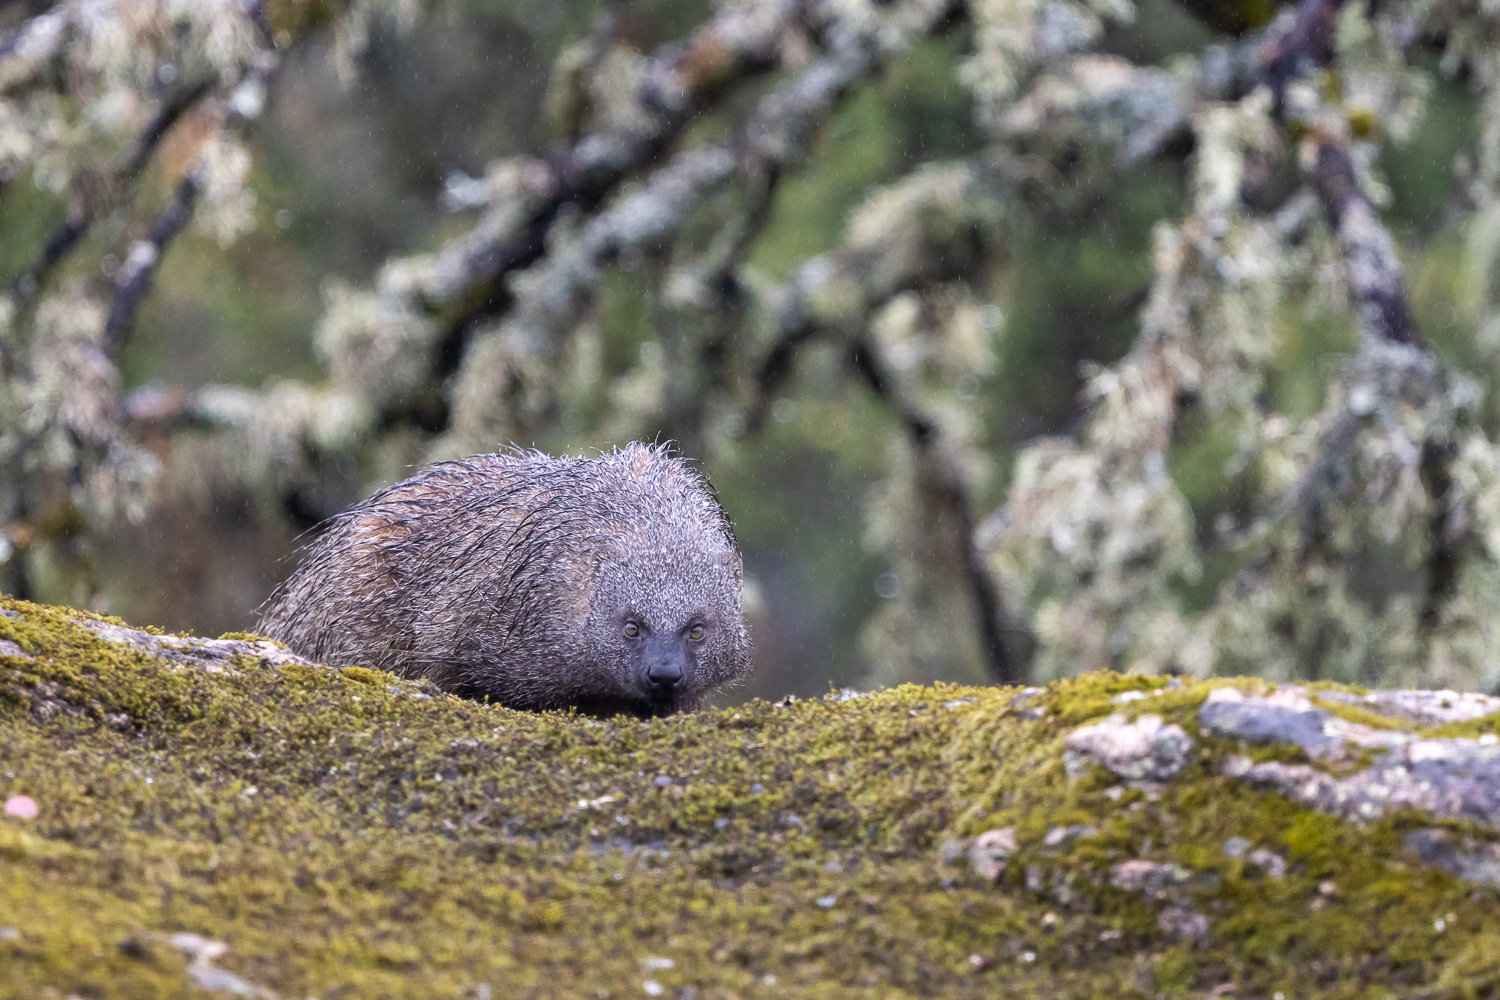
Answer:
[{"xmin": 9, "ymin": 0, "xmax": 1500, "ymax": 699}]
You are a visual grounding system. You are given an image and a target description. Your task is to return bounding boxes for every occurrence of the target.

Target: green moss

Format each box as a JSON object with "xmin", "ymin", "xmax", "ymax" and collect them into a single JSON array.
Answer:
[
  {"xmin": 1305, "ymin": 694, "xmax": 1411, "ymax": 733},
  {"xmin": 1419, "ymin": 712, "xmax": 1500, "ymax": 740},
  {"xmin": 0, "ymin": 601, "xmax": 205, "ymax": 725},
  {"xmin": 2, "ymin": 598, "xmax": 1499, "ymax": 997},
  {"xmin": 1031, "ymin": 671, "xmax": 1181, "ymax": 726},
  {"xmin": 217, "ymin": 631, "xmax": 279, "ymax": 644}
]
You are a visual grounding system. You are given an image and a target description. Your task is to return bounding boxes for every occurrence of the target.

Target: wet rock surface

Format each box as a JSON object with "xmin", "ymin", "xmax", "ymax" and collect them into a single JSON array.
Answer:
[
  {"xmin": 1046, "ymin": 677, "xmax": 1500, "ymax": 928},
  {"xmin": 1224, "ymin": 744, "xmax": 1500, "ymax": 827},
  {"xmin": 1403, "ymin": 828, "xmax": 1500, "ymax": 889},
  {"xmin": 1198, "ymin": 686, "xmax": 1500, "ymax": 831},
  {"xmin": 1063, "ymin": 713, "xmax": 1194, "ymax": 781},
  {"xmin": 1199, "ymin": 686, "xmax": 1410, "ymax": 759},
  {"xmin": 1321, "ymin": 688, "xmax": 1500, "ymax": 727},
  {"xmin": 1046, "ymin": 681, "xmax": 1500, "ymax": 899},
  {"xmin": 73, "ymin": 617, "xmax": 325, "ymax": 673}
]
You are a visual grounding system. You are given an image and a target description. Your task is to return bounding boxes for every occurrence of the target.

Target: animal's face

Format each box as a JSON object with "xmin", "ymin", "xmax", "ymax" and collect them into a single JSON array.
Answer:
[{"xmin": 587, "ymin": 548, "xmax": 748, "ymax": 716}]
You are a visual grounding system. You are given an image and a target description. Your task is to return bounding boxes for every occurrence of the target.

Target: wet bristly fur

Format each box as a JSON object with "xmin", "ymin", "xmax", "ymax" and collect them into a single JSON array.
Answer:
[{"xmin": 256, "ymin": 443, "xmax": 750, "ymax": 715}]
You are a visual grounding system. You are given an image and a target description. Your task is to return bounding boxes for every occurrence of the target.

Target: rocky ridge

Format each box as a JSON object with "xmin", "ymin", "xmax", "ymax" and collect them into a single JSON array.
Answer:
[{"xmin": 3, "ymin": 598, "xmax": 1500, "ymax": 998}]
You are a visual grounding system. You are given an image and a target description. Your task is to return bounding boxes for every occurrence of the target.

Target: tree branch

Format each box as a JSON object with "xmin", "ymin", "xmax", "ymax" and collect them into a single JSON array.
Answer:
[
  {"xmin": 101, "ymin": 174, "xmax": 198, "ymax": 356},
  {"xmin": 9, "ymin": 76, "xmax": 214, "ymax": 303},
  {"xmin": 1257, "ymin": 0, "xmax": 1423, "ymax": 350},
  {"xmin": 0, "ymin": 5, "xmax": 64, "ymax": 82},
  {"xmin": 1245, "ymin": 0, "xmax": 1465, "ymax": 637},
  {"xmin": 714, "ymin": 159, "xmax": 1007, "ymax": 679},
  {"xmin": 100, "ymin": 26, "xmax": 278, "ymax": 357},
  {"xmin": 444, "ymin": 4, "xmax": 963, "ymax": 448},
  {"xmin": 1310, "ymin": 140, "xmax": 1425, "ymax": 349},
  {"xmin": 424, "ymin": 1, "xmax": 818, "ymax": 374},
  {"xmin": 1258, "ymin": 0, "xmax": 1344, "ymax": 106},
  {"xmin": 848, "ymin": 332, "xmax": 1018, "ymax": 685}
]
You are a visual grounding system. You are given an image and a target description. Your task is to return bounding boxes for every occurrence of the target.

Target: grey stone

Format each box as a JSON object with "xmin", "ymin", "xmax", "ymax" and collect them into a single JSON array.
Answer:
[
  {"xmin": 170, "ymin": 932, "xmax": 274, "ymax": 998},
  {"xmin": 1246, "ymin": 848, "xmax": 1286, "ymax": 879},
  {"xmin": 1064, "ymin": 713, "xmax": 1193, "ymax": 781},
  {"xmin": 1200, "ymin": 691, "xmax": 1335, "ymax": 755},
  {"xmin": 1109, "ymin": 860, "xmax": 1193, "ymax": 899},
  {"xmin": 1156, "ymin": 905, "xmax": 1209, "ymax": 940},
  {"xmin": 1320, "ymin": 689, "xmax": 1500, "ymax": 728},
  {"xmin": 968, "ymin": 827, "xmax": 1017, "ymax": 880},
  {"xmin": 1403, "ymin": 829, "xmax": 1500, "ymax": 888},
  {"xmin": 0, "ymin": 639, "xmax": 29, "ymax": 660},
  {"xmin": 74, "ymin": 617, "xmax": 328, "ymax": 673},
  {"xmin": 1228, "ymin": 737, "xmax": 1500, "ymax": 827},
  {"xmin": 1067, "ymin": 680, "xmax": 1500, "ymax": 893},
  {"xmin": 1200, "ymin": 687, "xmax": 1411, "ymax": 759},
  {"xmin": 1042, "ymin": 824, "xmax": 1098, "ymax": 851},
  {"xmin": 1012, "ymin": 687, "xmax": 1046, "ymax": 720}
]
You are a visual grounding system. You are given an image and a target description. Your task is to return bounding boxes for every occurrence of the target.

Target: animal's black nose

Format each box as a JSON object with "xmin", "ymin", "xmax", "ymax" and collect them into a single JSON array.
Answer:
[{"xmin": 647, "ymin": 660, "xmax": 682, "ymax": 688}]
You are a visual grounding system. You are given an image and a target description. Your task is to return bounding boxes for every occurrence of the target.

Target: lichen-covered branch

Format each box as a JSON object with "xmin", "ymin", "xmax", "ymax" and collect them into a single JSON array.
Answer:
[
  {"xmin": 1249, "ymin": 0, "xmax": 1490, "ymax": 660},
  {"xmin": 438, "ymin": 36, "xmax": 887, "ymax": 452},
  {"xmin": 741, "ymin": 160, "xmax": 997, "ymax": 422},
  {"xmin": 103, "ymin": 35, "xmax": 279, "ymax": 357},
  {"xmin": 849, "ymin": 329, "xmax": 1018, "ymax": 683},
  {"xmin": 100, "ymin": 175, "xmax": 198, "ymax": 355},
  {"xmin": 141, "ymin": 0, "xmax": 899, "ymax": 473},
  {"xmin": 0, "ymin": 0, "xmax": 282, "ymax": 603},
  {"xmin": 8, "ymin": 76, "xmax": 213, "ymax": 305},
  {"xmin": 1257, "ymin": 0, "xmax": 1423, "ymax": 351},
  {"xmin": 1310, "ymin": 135, "xmax": 1424, "ymax": 348},
  {"xmin": 725, "ymin": 163, "xmax": 1006, "ymax": 684},
  {"xmin": 409, "ymin": 0, "xmax": 826, "ymax": 348},
  {"xmin": 332, "ymin": 0, "xmax": 962, "ymax": 459},
  {"xmin": 979, "ymin": 0, "xmax": 1500, "ymax": 685},
  {"xmin": 1257, "ymin": 0, "xmax": 1344, "ymax": 102}
]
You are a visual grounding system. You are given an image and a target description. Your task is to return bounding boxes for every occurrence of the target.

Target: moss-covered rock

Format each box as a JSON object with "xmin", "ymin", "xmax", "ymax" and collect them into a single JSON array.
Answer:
[{"xmin": 3, "ymin": 597, "xmax": 1500, "ymax": 998}]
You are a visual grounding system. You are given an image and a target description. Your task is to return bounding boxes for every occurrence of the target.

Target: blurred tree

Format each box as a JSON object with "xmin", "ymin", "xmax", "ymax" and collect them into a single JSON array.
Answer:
[{"xmin": 5, "ymin": 0, "xmax": 1500, "ymax": 696}]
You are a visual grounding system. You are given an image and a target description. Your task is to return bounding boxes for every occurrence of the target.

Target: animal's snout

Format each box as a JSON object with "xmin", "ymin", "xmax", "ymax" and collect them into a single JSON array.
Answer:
[
  {"xmin": 639, "ymin": 634, "xmax": 690, "ymax": 700},
  {"xmin": 647, "ymin": 658, "xmax": 682, "ymax": 688}
]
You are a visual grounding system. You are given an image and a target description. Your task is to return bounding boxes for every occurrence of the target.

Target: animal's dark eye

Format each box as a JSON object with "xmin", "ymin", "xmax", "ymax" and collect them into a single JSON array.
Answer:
[
  {"xmin": 623, "ymin": 621, "xmax": 640, "ymax": 639},
  {"xmin": 687, "ymin": 624, "xmax": 705, "ymax": 642}
]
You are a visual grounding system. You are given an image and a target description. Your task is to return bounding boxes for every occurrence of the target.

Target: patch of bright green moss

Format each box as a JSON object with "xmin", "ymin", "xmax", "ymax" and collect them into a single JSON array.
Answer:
[
  {"xmin": 1303, "ymin": 693, "xmax": 1410, "ymax": 733},
  {"xmin": 1420, "ymin": 712, "xmax": 1500, "ymax": 741},
  {"xmin": 2, "ymin": 598, "xmax": 1499, "ymax": 998},
  {"xmin": 217, "ymin": 630, "xmax": 283, "ymax": 645}
]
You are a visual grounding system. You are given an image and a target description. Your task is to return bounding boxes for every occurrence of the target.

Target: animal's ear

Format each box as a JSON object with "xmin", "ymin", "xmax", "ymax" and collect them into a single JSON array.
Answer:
[{"xmin": 717, "ymin": 550, "xmax": 743, "ymax": 584}]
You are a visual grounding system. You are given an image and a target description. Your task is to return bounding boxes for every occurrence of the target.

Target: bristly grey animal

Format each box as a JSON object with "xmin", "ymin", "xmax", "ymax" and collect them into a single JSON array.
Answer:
[{"xmin": 256, "ymin": 442, "xmax": 750, "ymax": 716}]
